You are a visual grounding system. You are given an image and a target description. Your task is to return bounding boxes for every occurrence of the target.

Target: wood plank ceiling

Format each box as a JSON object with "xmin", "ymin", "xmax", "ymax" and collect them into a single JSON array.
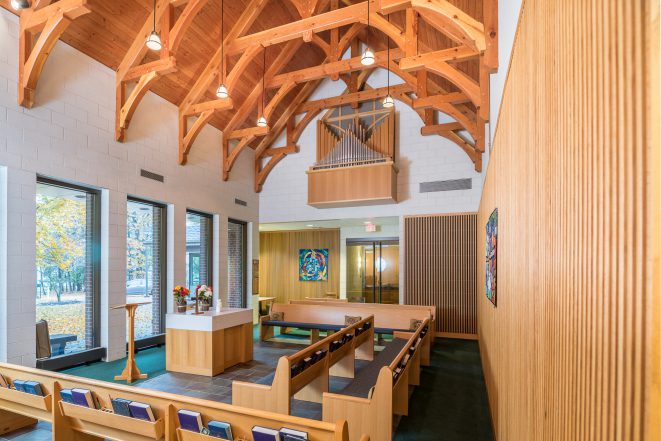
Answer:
[{"xmin": 2, "ymin": 0, "xmax": 496, "ymax": 192}]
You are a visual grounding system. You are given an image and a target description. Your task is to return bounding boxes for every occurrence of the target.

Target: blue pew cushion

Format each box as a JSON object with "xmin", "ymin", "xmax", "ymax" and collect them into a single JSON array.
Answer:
[
  {"xmin": 256, "ymin": 372, "xmax": 275, "ymax": 386},
  {"xmin": 340, "ymin": 338, "xmax": 409, "ymax": 398}
]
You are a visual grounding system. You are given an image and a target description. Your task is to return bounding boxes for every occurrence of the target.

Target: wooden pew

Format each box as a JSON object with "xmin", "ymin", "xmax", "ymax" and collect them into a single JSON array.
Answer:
[
  {"xmin": 322, "ymin": 319, "xmax": 430, "ymax": 441},
  {"xmin": 290, "ymin": 300, "xmax": 436, "ymax": 333},
  {"xmin": 233, "ymin": 316, "xmax": 375, "ymax": 416},
  {"xmin": 262, "ymin": 303, "xmax": 433, "ymax": 365},
  {"xmin": 0, "ymin": 362, "xmax": 352, "ymax": 441}
]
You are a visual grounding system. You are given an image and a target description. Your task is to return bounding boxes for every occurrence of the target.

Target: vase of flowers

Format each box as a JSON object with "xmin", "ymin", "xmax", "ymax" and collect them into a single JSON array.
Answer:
[
  {"xmin": 173, "ymin": 285, "xmax": 189, "ymax": 313},
  {"xmin": 197, "ymin": 285, "xmax": 213, "ymax": 311}
]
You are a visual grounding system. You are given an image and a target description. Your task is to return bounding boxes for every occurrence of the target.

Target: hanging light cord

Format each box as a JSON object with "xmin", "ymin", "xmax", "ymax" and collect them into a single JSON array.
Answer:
[
  {"xmin": 152, "ymin": 0, "xmax": 156, "ymax": 32},
  {"xmin": 387, "ymin": 15, "xmax": 390, "ymax": 93},
  {"xmin": 221, "ymin": 0, "xmax": 225, "ymax": 83},
  {"xmin": 262, "ymin": 47, "xmax": 266, "ymax": 116},
  {"xmin": 367, "ymin": 0, "xmax": 370, "ymax": 50}
]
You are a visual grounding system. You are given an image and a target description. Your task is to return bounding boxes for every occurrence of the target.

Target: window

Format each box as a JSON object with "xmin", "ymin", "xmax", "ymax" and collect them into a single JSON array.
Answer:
[
  {"xmin": 126, "ymin": 199, "xmax": 166, "ymax": 342},
  {"xmin": 186, "ymin": 210, "xmax": 213, "ymax": 297},
  {"xmin": 227, "ymin": 219, "xmax": 247, "ymax": 308},
  {"xmin": 36, "ymin": 178, "xmax": 100, "ymax": 356}
]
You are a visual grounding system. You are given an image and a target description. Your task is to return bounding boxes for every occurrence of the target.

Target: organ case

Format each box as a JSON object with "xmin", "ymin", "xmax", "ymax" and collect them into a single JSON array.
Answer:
[{"xmin": 307, "ymin": 109, "xmax": 397, "ymax": 208}]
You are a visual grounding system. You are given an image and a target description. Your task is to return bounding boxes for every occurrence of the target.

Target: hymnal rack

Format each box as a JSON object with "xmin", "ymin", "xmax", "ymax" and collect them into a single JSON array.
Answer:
[{"xmin": 0, "ymin": 362, "xmax": 352, "ymax": 441}]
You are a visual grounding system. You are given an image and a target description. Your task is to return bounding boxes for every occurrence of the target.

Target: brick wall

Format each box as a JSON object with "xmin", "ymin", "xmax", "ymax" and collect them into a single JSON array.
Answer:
[{"xmin": 227, "ymin": 221, "xmax": 245, "ymax": 308}]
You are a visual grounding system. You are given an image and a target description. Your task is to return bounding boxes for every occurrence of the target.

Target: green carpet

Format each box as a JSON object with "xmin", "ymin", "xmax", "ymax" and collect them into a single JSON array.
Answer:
[
  {"xmin": 62, "ymin": 346, "xmax": 166, "ymax": 386},
  {"xmin": 394, "ymin": 338, "xmax": 494, "ymax": 441}
]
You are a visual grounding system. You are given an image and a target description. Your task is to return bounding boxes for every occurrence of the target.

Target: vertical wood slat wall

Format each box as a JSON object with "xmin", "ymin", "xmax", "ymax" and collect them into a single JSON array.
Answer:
[
  {"xmin": 259, "ymin": 230, "xmax": 340, "ymax": 304},
  {"xmin": 477, "ymin": 0, "xmax": 659, "ymax": 439},
  {"xmin": 404, "ymin": 213, "xmax": 477, "ymax": 336}
]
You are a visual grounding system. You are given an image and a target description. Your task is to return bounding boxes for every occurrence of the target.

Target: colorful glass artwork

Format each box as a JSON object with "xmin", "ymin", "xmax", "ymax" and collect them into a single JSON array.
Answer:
[
  {"xmin": 486, "ymin": 208, "xmax": 497, "ymax": 306},
  {"xmin": 299, "ymin": 249, "xmax": 329, "ymax": 281}
]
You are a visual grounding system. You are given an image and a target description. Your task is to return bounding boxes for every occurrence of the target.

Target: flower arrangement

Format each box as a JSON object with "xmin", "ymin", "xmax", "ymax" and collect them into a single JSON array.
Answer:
[
  {"xmin": 173, "ymin": 285, "xmax": 189, "ymax": 304},
  {"xmin": 196, "ymin": 285, "xmax": 213, "ymax": 304}
]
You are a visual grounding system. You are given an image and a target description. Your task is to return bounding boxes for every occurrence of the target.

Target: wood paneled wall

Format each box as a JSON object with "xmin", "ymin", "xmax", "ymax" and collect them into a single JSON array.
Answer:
[
  {"xmin": 404, "ymin": 213, "xmax": 477, "ymax": 337},
  {"xmin": 477, "ymin": 0, "xmax": 659, "ymax": 439},
  {"xmin": 259, "ymin": 230, "xmax": 340, "ymax": 303}
]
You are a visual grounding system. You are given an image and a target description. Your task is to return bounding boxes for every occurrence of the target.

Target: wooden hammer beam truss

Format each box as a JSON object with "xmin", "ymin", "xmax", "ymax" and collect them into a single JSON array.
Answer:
[
  {"xmin": 115, "ymin": 0, "xmax": 209, "ymax": 142},
  {"xmin": 17, "ymin": 0, "xmax": 91, "ymax": 108},
  {"xmin": 16, "ymin": 0, "xmax": 497, "ymax": 192},
  {"xmin": 200, "ymin": 0, "xmax": 496, "ymax": 190}
]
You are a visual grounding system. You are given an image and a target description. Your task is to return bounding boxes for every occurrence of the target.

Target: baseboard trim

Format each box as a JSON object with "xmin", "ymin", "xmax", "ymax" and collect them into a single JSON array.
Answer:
[{"xmin": 436, "ymin": 332, "xmax": 478, "ymax": 340}]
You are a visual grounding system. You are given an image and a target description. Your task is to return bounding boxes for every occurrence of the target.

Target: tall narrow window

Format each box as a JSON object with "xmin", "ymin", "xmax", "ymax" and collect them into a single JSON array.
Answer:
[
  {"xmin": 36, "ymin": 178, "xmax": 100, "ymax": 357},
  {"xmin": 186, "ymin": 210, "xmax": 213, "ymax": 296},
  {"xmin": 227, "ymin": 219, "xmax": 247, "ymax": 308},
  {"xmin": 126, "ymin": 198, "xmax": 166, "ymax": 342}
]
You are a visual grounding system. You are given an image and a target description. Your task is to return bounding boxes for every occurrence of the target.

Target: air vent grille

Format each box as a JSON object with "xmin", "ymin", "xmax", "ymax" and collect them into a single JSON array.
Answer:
[
  {"xmin": 140, "ymin": 169, "xmax": 164, "ymax": 183},
  {"xmin": 420, "ymin": 178, "xmax": 472, "ymax": 193},
  {"xmin": 234, "ymin": 198, "xmax": 247, "ymax": 207}
]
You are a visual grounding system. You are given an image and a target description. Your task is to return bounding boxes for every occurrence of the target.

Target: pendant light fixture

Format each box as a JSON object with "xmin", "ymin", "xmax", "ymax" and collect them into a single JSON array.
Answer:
[
  {"xmin": 145, "ymin": 0, "xmax": 162, "ymax": 51},
  {"xmin": 215, "ymin": 0, "xmax": 229, "ymax": 99},
  {"xmin": 382, "ymin": 19, "xmax": 394, "ymax": 108},
  {"xmin": 10, "ymin": 0, "xmax": 30, "ymax": 10},
  {"xmin": 361, "ymin": 0, "xmax": 375, "ymax": 66},
  {"xmin": 256, "ymin": 47, "xmax": 268, "ymax": 127}
]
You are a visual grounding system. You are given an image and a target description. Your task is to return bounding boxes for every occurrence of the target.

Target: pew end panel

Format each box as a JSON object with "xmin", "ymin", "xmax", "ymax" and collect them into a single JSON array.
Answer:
[
  {"xmin": 354, "ymin": 326, "xmax": 375, "ymax": 361},
  {"xmin": 232, "ymin": 357, "xmax": 291, "ymax": 415},
  {"xmin": 322, "ymin": 367, "xmax": 394, "ymax": 441},
  {"xmin": 259, "ymin": 314, "xmax": 275, "ymax": 341}
]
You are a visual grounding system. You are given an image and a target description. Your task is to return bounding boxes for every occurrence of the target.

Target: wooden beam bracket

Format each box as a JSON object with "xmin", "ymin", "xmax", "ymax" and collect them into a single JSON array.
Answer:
[{"xmin": 18, "ymin": 0, "xmax": 91, "ymax": 108}]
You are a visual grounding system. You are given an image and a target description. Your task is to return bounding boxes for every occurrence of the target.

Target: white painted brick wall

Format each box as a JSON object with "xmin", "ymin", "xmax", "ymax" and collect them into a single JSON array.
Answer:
[{"xmin": 0, "ymin": 9, "xmax": 259, "ymax": 365}]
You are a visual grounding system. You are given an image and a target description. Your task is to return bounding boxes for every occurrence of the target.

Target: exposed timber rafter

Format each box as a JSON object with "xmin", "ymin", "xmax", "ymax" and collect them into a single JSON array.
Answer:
[
  {"xmin": 378, "ymin": 0, "xmax": 486, "ymax": 52},
  {"xmin": 179, "ymin": 0, "xmax": 271, "ymax": 164},
  {"xmin": 172, "ymin": 0, "xmax": 494, "ymax": 189},
  {"xmin": 18, "ymin": 0, "xmax": 91, "ymax": 108},
  {"xmin": 115, "ymin": 0, "xmax": 210, "ymax": 142}
]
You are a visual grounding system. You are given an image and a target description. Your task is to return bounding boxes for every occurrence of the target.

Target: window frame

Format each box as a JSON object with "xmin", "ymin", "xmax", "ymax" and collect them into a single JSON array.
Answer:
[
  {"xmin": 186, "ymin": 209, "xmax": 214, "ymax": 295},
  {"xmin": 126, "ymin": 196, "xmax": 168, "ymax": 345},
  {"xmin": 227, "ymin": 218, "xmax": 248, "ymax": 308},
  {"xmin": 35, "ymin": 176, "xmax": 103, "ymax": 365}
]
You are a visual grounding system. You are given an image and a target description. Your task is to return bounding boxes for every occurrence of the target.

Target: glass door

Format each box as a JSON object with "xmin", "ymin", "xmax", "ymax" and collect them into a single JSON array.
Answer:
[{"xmin": 346, "ymin": 239, "xmax": 399, "ymax": 304}]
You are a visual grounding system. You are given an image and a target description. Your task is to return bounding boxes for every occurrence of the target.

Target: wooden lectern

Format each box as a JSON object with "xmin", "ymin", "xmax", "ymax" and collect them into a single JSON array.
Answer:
[{"xmin": 111, "ymin": 302, "xmax": 150, "ymax": 383}]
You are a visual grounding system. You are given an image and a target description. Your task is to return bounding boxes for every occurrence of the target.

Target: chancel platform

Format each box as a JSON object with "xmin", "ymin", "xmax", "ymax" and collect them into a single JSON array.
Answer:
[{"xmin": 165, "ymin": 307, "xmax": 253, "ymax": 377}]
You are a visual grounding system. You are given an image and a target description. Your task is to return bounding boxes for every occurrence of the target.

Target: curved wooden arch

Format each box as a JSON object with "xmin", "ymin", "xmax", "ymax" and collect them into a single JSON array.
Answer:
[
  {"xmin": 367, "ymin": 13, "xmax": 406, "ymax": 53},
  {"xmin": 19, "ymin": 0, "xmax": 91, "ymax": 108},
  {"xmin": 264, "ymin": 79, "xmax": 298, "ymax": 120},
  {"xmin": 224, "ymin": 135, "xmax": 256, "ymax": 180},
  {"xmin": 255, "ymin": 152, "xmax": 287, "ymax": 192},
  {"xmin": 118, "ymin": 71, "xmax": 160, "ymax": 137},
  {"xmin": 424, "ymin": 60, "xmax": 481, "ymax": 108},
  {"xmin": 168, "ymin": 0, "xmax": 209, "ymax": 55},
  {"xmin": 410, "ymin": 0, "xmax": 485, "ymax": 52},
  {"xmin": 291, "ymin": 108, "xmax": 323, "ymax": 144},
  {"xmin": 226, "ymin": 45, "xmax": 263, "ymax": 93},
  {"xmin": 179, "ymin": 110, "xmax": 214, "ymax": 164}
]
